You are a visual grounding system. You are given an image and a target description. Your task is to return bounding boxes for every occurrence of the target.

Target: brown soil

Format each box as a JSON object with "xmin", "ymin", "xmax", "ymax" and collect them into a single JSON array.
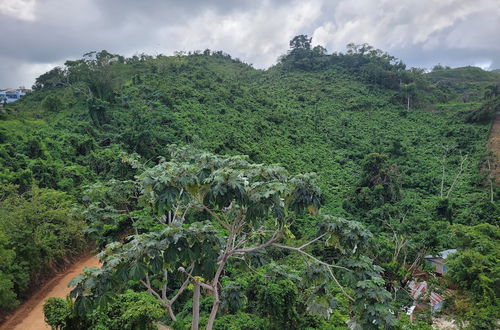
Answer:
[
  {"xmin": 489, "ymin": 114, "xmax": 500, "ymax": 183},
  {"xmin": 0, "ymin": 255, "xmax": 100, "ymax": 330}
]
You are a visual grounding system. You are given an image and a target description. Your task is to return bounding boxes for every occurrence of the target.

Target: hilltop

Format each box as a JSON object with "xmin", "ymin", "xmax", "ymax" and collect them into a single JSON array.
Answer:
[{"xmin": 426, "ymin": 65, "xmax": 500, "ymax": 102}]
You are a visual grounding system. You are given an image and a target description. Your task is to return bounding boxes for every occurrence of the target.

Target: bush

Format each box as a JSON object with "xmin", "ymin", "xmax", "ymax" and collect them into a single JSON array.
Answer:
[
  {"xmin": 42, "ymin": 95, "xmax": 63, "ymax": 112},
  {"xmin": 213, "ymin": 312, "xmax": 271, "ymax": 330},
  {"xmin": 0, "ymin": 186, "xmax": 86, "ymax": 309},
  {"xmin": 44, "ymin": 298, "xmax": 75, "ymax": 330},
  {"xmin": 43, "ymin": 290, "xmax": 164, "ymax": 330}
]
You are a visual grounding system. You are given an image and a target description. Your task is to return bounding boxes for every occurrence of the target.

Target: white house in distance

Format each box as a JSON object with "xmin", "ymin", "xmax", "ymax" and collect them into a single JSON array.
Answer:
[
  {"xmin": 0, "ymin": 88, "xmax": 29, "ymax": 104},
  {"xmin": 424, "ymin": 249, "xmax": 457, "ymax": 275}
]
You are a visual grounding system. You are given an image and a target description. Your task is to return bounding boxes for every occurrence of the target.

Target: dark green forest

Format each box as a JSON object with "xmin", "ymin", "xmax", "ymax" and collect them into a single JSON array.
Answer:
[{"xmin": 1, "ymin": 36, "xmax": 499, "ymax": 329}]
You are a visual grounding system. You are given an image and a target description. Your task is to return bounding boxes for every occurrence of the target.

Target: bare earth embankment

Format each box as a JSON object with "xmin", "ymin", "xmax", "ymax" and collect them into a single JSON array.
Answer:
[
  {"xmin": 490, "ymin": 114, "xmax": 500, "ymax": 182},
  {"xmin": 0, "ymin": 255, "xmax": 99, "ymax": 330}
]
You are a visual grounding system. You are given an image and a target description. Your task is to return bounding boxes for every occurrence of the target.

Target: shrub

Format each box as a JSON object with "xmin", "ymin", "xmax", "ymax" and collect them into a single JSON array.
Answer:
[{"xmin": 42, "ymin": 95, "xmax": 63, "ymax": 112}]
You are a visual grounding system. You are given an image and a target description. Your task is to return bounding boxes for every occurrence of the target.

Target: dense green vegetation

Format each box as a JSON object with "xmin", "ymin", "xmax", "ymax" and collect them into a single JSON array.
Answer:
[
  {"xmin": 0, "ymin": 185, "xmax": 86, "ymax": 312},
  {"xmin": 445, "ymin": 224, "xmax": 499, "ymax": 329},
  {"xmin": 1, "ymin": 35, "xmax": 499, "ymax": 328},
  {"xmin": 428, "ymin": 65, "xmax": 500, "ymax": 103}
]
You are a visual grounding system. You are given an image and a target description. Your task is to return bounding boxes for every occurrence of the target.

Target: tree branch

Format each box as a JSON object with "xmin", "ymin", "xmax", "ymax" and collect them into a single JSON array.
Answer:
[
  {"xmin": 232, "ymin": 226, "xmax": 267, "ymax": 251},
  {"xmin": 170, "ymin": 277, "xmax": 191, "ymax": 305},
  {"xmin": 178, "ymin": 267, "xmax": 214, "ymax": 292},
  {"xmin": 199, "ymin": 205, "xmax": 231, "ymax": 230},
  {"xmin": 171, "ymin": 188, "xmax": 184, "ymax": 223},
  {"xmin": 272, "ymin": 243, "xmax": 354, "ymax": 302},
  {"xmin": 231, "ymin": 231, "xmax": 282, "ymax": 254},
  {"xmin": 272, "ymin": 243, "xmax": 351, "ymax": 272},
  {"xmin": 446, "ymin": 154, "xmax": 468, "ymax": 198},
  {"xmin": 140, "ymin": 278, "xmax": 163, "ymax": 302},
  {"xmin": 298, "ymin": 233, "xmax": 326, "ymax": 250}
]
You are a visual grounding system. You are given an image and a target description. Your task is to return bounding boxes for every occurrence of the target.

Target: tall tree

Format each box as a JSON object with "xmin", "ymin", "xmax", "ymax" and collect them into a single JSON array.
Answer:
[
  {"xmin": 70, "ymin": 147, "xmax": 395, "ymax": 329},
  {"xmin": 289, "ymin": 35, "xmax": 312, "ymax": 51}
]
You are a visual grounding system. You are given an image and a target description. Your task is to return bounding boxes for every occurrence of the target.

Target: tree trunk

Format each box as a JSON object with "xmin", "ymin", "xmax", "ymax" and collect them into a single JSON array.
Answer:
[
  {"xmin": 206, "ymin": 298, "xmax": 220, "ymax": 330},
  {"xmin": 192, "ymin": 282, "xmax": 201, "ymax": 330},
  {"xmin": 166, "ymin": 304, "xmax": 177, "ymax": 322},
  {"xmin": 206, "ymin": 254, "xmax": 228, "ymax": 329}
]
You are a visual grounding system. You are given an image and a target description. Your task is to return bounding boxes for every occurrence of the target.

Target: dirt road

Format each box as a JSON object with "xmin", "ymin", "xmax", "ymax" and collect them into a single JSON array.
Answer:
[{"xmin": 0, "ymin": 255, "xmax": 100, "ymax": 330}]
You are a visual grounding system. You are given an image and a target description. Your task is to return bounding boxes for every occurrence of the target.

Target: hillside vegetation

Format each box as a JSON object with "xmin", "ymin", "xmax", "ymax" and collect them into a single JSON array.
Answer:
[
  {"xmin": 427, "ymin": 65, "xmax": 500, "ymax": 102},
  {"xmin": 1, "ymin": 36, "xmax": 499, "ymax": 329}
]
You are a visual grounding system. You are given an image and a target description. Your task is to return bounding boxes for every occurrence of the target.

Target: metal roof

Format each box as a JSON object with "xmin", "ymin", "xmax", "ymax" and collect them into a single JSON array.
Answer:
[{"xmin": 424, "ymin": 249, "xmax": 457, "ymax": 259}]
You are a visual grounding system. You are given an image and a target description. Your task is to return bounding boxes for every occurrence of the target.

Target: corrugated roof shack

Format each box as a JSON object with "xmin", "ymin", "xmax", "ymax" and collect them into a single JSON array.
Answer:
[
  {"xmin": 424, "ymin": 249, "xmax": 457, "ymax": 275},
  {"xmin": 406, "ymin": 249, "xmax": 457, "ymax": 321}
]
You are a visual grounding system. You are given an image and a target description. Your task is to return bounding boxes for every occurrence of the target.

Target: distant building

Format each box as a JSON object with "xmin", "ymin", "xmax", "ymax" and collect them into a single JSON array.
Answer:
[
  {"xmin": 424, "ymin": 249, "xmax": 457, "ymax": 275},
  {"xmin": 0, "ymin": 88, "xmax": 29, "ymax": 104}
]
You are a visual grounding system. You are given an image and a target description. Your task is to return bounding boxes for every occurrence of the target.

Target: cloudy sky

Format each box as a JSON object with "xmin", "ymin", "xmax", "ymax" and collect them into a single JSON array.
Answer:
[{"xmin": 1, "ymin": 0, "xmax": 499, "ymax": 88}]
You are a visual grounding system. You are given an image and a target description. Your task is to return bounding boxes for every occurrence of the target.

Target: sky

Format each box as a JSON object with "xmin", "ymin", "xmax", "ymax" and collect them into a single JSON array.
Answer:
[{"xmin": 1, "ymin": 0, "xmax": 499, "ymax": 88}]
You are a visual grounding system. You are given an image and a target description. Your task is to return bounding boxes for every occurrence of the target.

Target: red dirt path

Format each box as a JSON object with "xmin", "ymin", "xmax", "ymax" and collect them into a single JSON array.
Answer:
[
  {"xmin": 0, "ymin": 255, "xmax": 100, "ymax": 330},
  {"xmin": 490, "ymin": 114, "xmax": 500, "ymax": 182}
]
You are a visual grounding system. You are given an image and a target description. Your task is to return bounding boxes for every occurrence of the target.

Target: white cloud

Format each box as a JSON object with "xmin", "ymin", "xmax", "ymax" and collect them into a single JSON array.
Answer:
[
  {"xmin": 0, "ymin": 0, "xmax": 36, "ymax": 21},
  {"xmin": 19, "ymin": 62, "xmax": 58, "ymax": 87},
  {"xmin": 312, "ymin": 0, "xmax": 498, "ymax": 52},
  {"xmin": 474, "ymin": 60, "xmax": 492, "ymax": 70},
  {"xmin": 0, "ymin": 0, "xmax": 499, "ymax": 87},
  {"xmin": 158, "ymin": 0, "xmax": 323, "ymax": 67},
  {"xmin": 0, "ymin": 57, "xmax": 57, "ymax": 88}
]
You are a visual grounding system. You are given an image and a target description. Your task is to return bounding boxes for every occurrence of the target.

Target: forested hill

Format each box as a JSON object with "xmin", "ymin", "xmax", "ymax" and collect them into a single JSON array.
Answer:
[{"xmin": 1, "ymin": 37, "xmax": 499, "ymax": 328}]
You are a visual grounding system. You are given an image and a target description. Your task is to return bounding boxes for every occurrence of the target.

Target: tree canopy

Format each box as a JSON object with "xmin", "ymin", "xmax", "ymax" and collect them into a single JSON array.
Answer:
[{"xmin": 69, "ymin": 147, "xmax": 396, "ymax": 329}]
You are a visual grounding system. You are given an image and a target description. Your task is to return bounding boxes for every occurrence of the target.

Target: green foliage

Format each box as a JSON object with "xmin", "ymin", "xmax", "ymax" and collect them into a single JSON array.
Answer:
[
  {"xmin": 33, "ymin": 67, "xmax": 67, "ymax": 90},
  {"xmin": 279, "ymin": 36, "xmax": 408, "ymax": 93},
  {"xmin": 42, "ymin": 95, "xmax": 64, "ymax": 112},
  {"xmin": 427, "ymin": 67, "xmax": 500, "ymax": 102},
  {"xmin": 87, "ymin": 97, "xmax": 110, "ymax": 126},
  {"xmin": 466, "ymin": 92, "xmax": 500, "ymax": 123},
  {"xmin": 256, "ymin": 279, "xmax": 300, "ymax": 326},
  {"xmin": 69, "ymin": 147, "xmax": 395, "ymax": 328},
  {"xmin": 81, "ymin": 179, "xmax": 139, "ymax": 247},
  {"xmin": 0, "ymin": 185, "xmax": 86, "ymax": 312},
  {"xmin": 213, "ymin": 312, "xmax": 270, "ymax": 330},
  {"xmin": 90, "ymin": 290, "xmax": 164, "ymax": 330},
  {"xmin": 69, "ymin": 221, "xmax": 221, "ymax": 310},
  {"xmin": 0, "ymin": 231, "xmax": 18, "ymax": 310},
  {"xmin": 220, "ymin": 282, "xmax": 247, "ymax": 313},
  {"xmin": 44, "ymin": 297, "xmax": 76, "ymax": 330},
  {"xmin": 347, "ymin": 153, "xmax": 401, "ymax": 211},
  {"xmin": 44, "ymin": 290, "xmax": 163, "ymax": 330},
  {"xmin": 1, "ymin": 37, "xmax": 498, "ymax": 327},
  {"xmin": 219, "ymin": 264, "xmax": 349, "ymax": 329},
  {"xmin": 395, "ymin": 315, "xmax": 433, "ymax": 329},
  {"xmin": 447, "ymin": 224, "xmax": 499, "ymax": 299},
  {"xmin": 344, "ymin": 256, "xmax": 397, "ymax": 329},
  {"xmin": 445, "ymin": 224, "xmax": 500, "ymax": 329}
]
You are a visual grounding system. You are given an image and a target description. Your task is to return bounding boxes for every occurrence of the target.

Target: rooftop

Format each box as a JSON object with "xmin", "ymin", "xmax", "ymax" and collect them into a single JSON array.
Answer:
[{"xmin": 424, "ymin": 249, "xmax": 457, "ymax": 259}]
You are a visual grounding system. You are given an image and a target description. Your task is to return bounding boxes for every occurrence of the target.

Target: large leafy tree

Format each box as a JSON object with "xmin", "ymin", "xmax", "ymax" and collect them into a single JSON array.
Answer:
[
  {"xmin": 70, "ymin": 147, "xmax": 395, "ymax": 329},
  {"xmin": 445, "ymin": 224, "xmax": 499, "ymax": 329}
]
